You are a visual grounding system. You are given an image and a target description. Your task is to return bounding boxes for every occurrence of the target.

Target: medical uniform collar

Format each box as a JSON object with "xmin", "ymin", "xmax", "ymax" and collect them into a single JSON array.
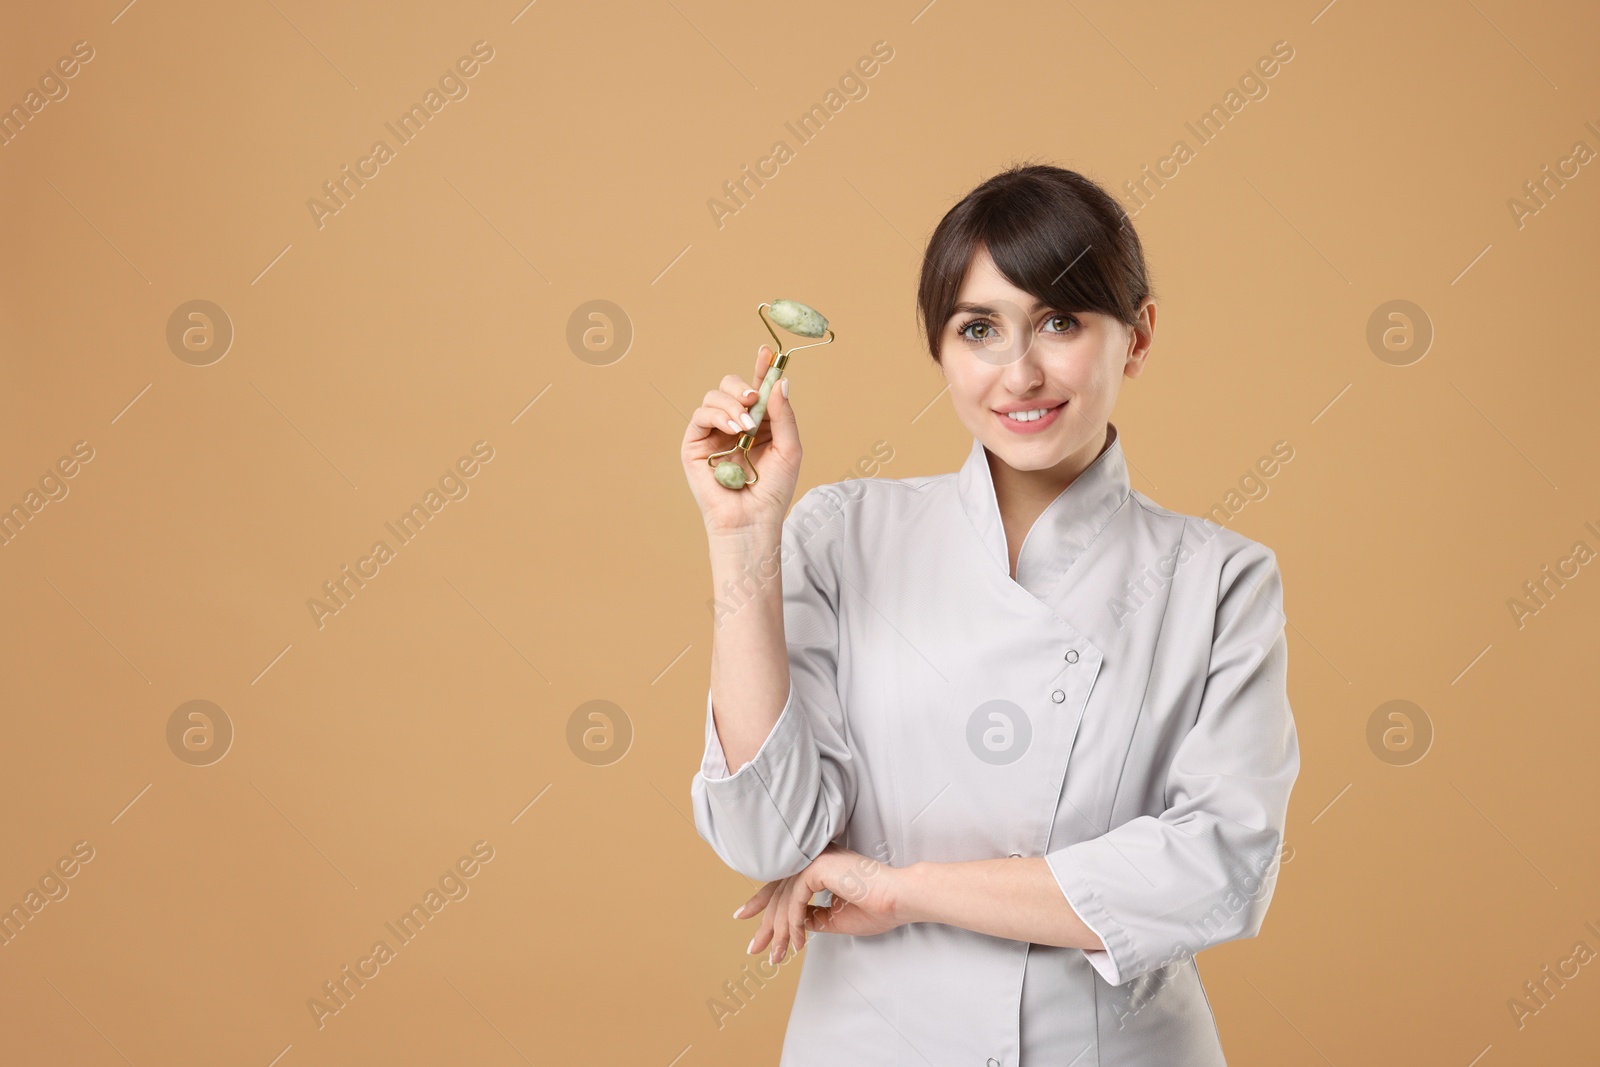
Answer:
[{"xmin": 955, "ymin": 420, "xmax": 1132, "ymax": 599}]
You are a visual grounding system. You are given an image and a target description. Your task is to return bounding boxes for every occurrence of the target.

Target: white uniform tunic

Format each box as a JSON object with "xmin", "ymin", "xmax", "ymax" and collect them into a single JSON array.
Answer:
[{"xmin": 691, "ymin": 421, "xmax": 1300, "ymax": 1066}]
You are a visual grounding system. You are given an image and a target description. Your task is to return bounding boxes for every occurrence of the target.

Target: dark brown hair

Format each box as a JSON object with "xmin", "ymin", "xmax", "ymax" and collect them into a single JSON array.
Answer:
[{"xmin": 916, "ymin": 162, "xmax": 1154, "ymax": 363}]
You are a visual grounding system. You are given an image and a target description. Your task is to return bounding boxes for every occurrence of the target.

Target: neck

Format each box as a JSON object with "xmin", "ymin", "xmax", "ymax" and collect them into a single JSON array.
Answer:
[
  {"xmin": 986, "ymin": 424, "xmax": 1111, "ymax": 578},
  {"xmin": 987, "ymin": 424, "xmax": 1110, "ymax": 513}
]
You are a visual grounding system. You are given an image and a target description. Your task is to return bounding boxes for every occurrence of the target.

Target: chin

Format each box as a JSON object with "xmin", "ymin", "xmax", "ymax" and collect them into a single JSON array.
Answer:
[{"xmin": 985, "ymin": 438, "xmax": 1069, "ymax": 470}]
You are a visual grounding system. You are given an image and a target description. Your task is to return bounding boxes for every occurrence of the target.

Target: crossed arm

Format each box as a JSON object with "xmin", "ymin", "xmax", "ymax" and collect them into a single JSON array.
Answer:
[
  {"xmin": 703, "ymin": 515, "xmax": 1105, "ymax": 965},
  {"xmin": 736, "ymin": 843, "xmax": 1105, "ymax": 967}
]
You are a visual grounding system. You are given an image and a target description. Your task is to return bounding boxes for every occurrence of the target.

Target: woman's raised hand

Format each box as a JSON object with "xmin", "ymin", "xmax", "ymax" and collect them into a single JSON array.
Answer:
[{"xmin": 681, "ymin": 343, "xmax": 802, "ymax": 535}]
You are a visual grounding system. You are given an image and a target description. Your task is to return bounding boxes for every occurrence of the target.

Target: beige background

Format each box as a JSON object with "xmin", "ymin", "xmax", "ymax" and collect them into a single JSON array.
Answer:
[{"xmin": 2, "ymin": 0, "xmax": 1597, "ymax": 1063}]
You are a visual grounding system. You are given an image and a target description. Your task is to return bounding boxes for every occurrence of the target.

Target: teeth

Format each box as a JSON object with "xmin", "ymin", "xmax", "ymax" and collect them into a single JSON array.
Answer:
[{"xmin": 1004, "ymin": 405, "xmax": 1057, "ymax": 422}]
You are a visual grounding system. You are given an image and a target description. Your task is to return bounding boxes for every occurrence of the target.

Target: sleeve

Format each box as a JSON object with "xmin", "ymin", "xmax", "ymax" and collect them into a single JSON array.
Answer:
[
  {"xmin": 1045, "ymin": 538, "xmax": 1299, "ymax": 986},
  {"xmin": 689, "ymin": 483, "xmax": 860, "ymax": 883}
]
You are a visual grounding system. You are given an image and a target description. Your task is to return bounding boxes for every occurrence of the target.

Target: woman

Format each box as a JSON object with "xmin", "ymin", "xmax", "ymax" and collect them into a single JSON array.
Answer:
[{"xmin": 680, "ymin": 163, "xmax": 1299, "ymax": 1066}]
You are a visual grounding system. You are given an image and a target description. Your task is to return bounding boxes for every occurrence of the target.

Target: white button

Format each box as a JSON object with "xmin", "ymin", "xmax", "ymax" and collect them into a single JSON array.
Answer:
[
  {"xmin": 1009, "ymin": 852, "xmax": 1021, "ymax": 858},
  {"xmin": 1065, "ymin": 649, "xmax": 1079, "ymax": 663},
  {"xmin": 1051, "ymin": 689, "xmax": 1065, "ymax": 703}
]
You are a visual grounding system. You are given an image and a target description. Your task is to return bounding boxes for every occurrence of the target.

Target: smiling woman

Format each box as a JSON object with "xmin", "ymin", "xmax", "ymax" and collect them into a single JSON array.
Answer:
[{"xmin": 682, "ymin": 162, "xmax": 1298, "ymax": 1067}]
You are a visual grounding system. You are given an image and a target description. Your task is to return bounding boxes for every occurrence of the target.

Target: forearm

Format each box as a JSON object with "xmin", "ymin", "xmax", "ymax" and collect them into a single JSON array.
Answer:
[
  {"xmin": 893, "ymin": 857, "xmax": 1106, "ymax": 951},
  {"xmin": 706, "ymin": 526, "xmax": 790, "ymax": 772}
]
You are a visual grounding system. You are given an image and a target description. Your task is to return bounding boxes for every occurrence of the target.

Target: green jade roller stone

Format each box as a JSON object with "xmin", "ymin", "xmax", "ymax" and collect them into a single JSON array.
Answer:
[{"xmin": 712, "ymin": 299, "xmax": 830, "ymax": 489}]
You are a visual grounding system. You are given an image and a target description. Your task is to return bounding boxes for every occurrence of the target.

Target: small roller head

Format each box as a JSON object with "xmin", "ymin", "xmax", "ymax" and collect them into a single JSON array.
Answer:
[{"xmin": 767, "ymin": 299, "xmax": 829, "ymax": 338}]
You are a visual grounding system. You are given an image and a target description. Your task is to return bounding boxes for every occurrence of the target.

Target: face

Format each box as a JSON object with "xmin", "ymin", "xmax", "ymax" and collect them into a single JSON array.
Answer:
[{"xmin": 937, "ymin": 245, "xmax": 1154, "ymax": 476}]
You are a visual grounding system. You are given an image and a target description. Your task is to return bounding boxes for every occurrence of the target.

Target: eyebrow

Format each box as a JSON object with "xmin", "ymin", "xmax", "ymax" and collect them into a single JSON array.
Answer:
[{"xmin": 953, "ymin": 300, "xmax": 1055, "ymax": 320}]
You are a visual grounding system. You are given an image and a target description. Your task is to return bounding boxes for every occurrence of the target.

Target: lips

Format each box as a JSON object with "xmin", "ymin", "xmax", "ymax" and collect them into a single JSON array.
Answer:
[{"xmin": 995, "ymin": 400, "xmax": 1066, "ymax": 435}]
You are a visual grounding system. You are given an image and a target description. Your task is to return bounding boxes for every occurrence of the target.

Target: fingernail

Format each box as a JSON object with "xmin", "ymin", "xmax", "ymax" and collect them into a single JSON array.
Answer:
[
  {"xmin": 747, "ymin": 937, "xmax": 758, "ymax": 954},
  {"xmin": 740, "ymin": 413, "xmax": 756, "ymax": 430},
  {"xmin": 727, "ymin": 419, "xmax": 742, "ymax": 433},
  {"xmin": 732, "ymin": 905, "xmax": 745, "ymax": 919},
  {"xmin": 780, "ymin": 378, "xmax": 789, "ymax": 398},
  {"xmin": 743, "ymin": 388, "xmax": 758, "ymax": 399}
]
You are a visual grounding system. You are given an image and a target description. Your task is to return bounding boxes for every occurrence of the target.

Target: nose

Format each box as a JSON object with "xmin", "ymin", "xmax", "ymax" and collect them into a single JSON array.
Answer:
[{"xmin": 998, "ymin": 336, "xmax": 1044, "ymax": 394}]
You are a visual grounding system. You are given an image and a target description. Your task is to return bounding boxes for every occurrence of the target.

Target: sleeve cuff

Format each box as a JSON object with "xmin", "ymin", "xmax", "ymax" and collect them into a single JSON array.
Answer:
[
  {"xmin": 1045, "ymin": 845, "xmax": 1133, "ymax": 987},
  {"xmin": 698, "ymin": 680, "xmax": 800, "ymax": 783}
]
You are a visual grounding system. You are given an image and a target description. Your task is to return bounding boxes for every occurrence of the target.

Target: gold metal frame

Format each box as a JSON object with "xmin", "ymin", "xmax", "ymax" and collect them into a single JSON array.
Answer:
[{"xmin": 707, "ymin": 302, "xmax": 836, "ymax": 488}]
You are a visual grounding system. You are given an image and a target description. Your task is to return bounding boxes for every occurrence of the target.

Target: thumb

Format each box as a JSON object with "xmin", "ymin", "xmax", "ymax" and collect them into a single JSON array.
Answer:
[{"xmin": 766, "ymin": 374, "xmax": 799, "ymax": 454}]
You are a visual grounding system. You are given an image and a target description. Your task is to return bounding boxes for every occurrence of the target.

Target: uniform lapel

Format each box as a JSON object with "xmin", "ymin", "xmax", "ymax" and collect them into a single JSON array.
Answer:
[{"xmin": 954, "ymin": 421, "xmax": 1133, "ymax": 602}]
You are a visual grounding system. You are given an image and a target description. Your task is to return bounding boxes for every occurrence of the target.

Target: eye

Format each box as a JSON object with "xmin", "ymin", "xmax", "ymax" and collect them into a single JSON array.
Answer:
[
  {"xmin": 1042, "ymin": 313, "xmax": 1080, "ymax": 334},
  {"xmin": 955, "ymin": 317, "xmax": 997, "ymax": 342}
]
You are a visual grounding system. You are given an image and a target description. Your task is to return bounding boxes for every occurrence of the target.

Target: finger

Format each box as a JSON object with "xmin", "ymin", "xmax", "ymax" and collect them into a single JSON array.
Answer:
[
  {"xmin": 751, "ymin": 344, "xmax": 775, "ymax": 390},
  {"xmin": 719, "ymin": 374, "xmax": 761, "ymax": 409},
  {"xmin": 763, "ymin": 361, "xmax": 798, "ymax": 455},
  {"xmin": 753, "ymin": 876, "xmax": 788, "ymax": 959},
  {"xmin": 768, "ymin": 877, "xmax": 793, "ymax": 964},
  {"xmin": 690, "ymin": 402, "xmax": 750, "ymax": 440},
  {"xmin": 788, "ymin": 877, "xmax": 813, "ymax": 955},
  {"xmin": 735, "ymin": 881, "xmax": 778, "ymax": 921},
  {"xmin": 701, "ymin": 390, "xmax": 756, "ymax": 435},
  {"xmin": 788, "ymin": 873, "xmax": 817, "ymax": 960}
]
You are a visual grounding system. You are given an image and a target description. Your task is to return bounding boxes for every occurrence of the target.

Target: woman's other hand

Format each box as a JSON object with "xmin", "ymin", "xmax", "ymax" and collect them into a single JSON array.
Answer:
[
  {"xmin": 735, "ymin": 844, "xmax": 907, "ymax": 965},
  {"xmin": 681, "ymin": 344, "xmax": 802, "ymax": 536}
]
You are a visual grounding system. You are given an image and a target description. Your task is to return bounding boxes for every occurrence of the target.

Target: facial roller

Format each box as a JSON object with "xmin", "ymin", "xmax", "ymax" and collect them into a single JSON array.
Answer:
[{"xmin": 708, "ymin": 299, "xmax": 836, "ymax": 489}]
